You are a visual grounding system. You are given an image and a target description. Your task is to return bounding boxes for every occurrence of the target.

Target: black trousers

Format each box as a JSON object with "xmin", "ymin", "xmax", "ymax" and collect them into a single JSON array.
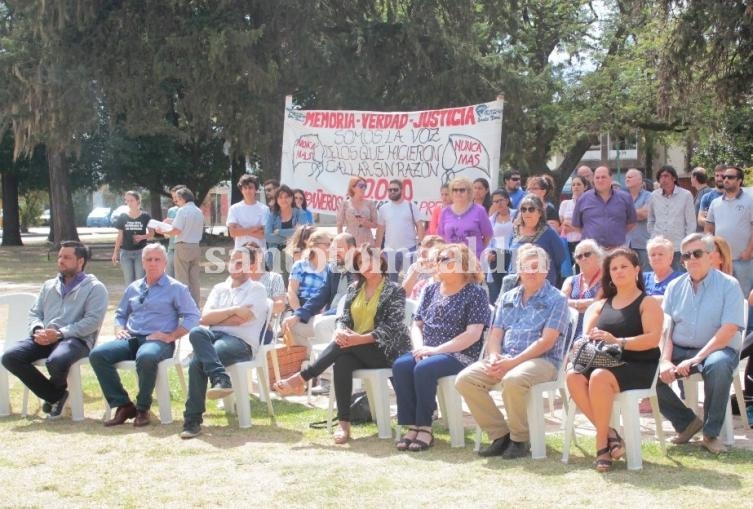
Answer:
[
  {"xmin": 1, "ymin": 337, "xmax": 89, "ymax": 403},
  {"xmin": 301, "ymin": 341, "xmax": 390, "ymax": 422}
]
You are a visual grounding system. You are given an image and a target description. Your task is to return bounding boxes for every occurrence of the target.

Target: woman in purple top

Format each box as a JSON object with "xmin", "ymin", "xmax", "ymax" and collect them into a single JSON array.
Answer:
[
  {"xmin": 392, "ymin": 243, "xmax": 490, "ymax": 451},
  {"xmin": 437, "ymin": 177, "xmax": 493, "ymax": 259}
]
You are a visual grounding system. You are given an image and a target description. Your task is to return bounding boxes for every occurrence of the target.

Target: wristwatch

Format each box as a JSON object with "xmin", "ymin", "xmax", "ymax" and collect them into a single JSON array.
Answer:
[{"xmin": 619, "ymin": 338, "xmax": 627, "ymax": 350}]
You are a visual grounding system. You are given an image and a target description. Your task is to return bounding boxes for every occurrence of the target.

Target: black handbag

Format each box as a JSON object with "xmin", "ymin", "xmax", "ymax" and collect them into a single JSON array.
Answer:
[
  {"xmin": 309, "ymin": 391, "xmax": 373, "ymax": 428},
  {"xmin": 570, "ymin": 336, "xmax": 624, "ymax": 373}
]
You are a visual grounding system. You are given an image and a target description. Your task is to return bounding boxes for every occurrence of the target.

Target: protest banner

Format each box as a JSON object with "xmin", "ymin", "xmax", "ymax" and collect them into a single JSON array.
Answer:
[{"xmin": 280, "ymin": 98, "xmax": 503, "ymax": 216}]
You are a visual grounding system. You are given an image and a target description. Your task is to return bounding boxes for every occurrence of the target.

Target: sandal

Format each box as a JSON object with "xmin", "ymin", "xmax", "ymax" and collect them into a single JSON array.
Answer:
[
  {"xmin": 333, "ymin": 425, "xmax": 350, "ymax": 445},
  {"xmin": 593, "ymin": 447, "xmax": 613, "ymax": 472},
  {"xmin": 396, "ymin": 427, "xmax": 419, "ymax": 451},
  {"xmin": 272, "ymin": 374, "xmax": 305, "ymax": 396},
  {"xmin": 408, "ymin": 428, "xmax": 434, "ymax": 452},
  {"xmin": 607, "ymin": 428, "xmax": 625, "ymax": 460}
]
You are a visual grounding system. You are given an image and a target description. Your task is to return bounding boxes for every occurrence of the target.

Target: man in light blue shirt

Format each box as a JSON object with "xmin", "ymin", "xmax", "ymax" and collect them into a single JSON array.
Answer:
[
  {"xmin": 90, "ymin": 243, "xmax": 200, "ymax": 428},
  {"xmin": 658, "ymin": 233, "xmax": 744, "ymax": 453},
  {"xmin": 455, "ymin": 245, "xmax": 569, "ymax": 459},
  {"xmin": 625, "ymin": 168, "xmax": 652, "ymax": 271}
]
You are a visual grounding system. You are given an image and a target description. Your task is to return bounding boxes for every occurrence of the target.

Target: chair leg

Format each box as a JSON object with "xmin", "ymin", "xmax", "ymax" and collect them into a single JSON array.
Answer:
[
  {"xmin": 527, "ymin": 388, "xmax": 547, "ymax": 459},
  {"xmin": 561, "ymin": 397, "xmax": 577, "ymax": 464},
  {"xmin": 155, "ymin": 363, "xmax": 173, "ymax": 424},
  {"xmin": 174, "ymin": 364, "xmax": 187, "ymax": 395},
  {"xmin": 616, "ymin": 396, "xmax": 643, "ymax": 471},
  {"xmin": 327, "ymin": 383, "xmax": 335, "ymax": 434},
  {"xmin": 720, "ymin": 399, "xmax": 735, "ymax": 447},
  {"xmin": 232, "ymin": 366, "xmax": 252, "ymax": 429},
  {"xmin": 649, "ymin": 395, "xmax": 667, "ymax": 454},
  {"xmin": 0, "ymin": 369, "xmax": 11, "ymax": 416},
  {"xmin": 257, "ymin": 366, "xmax": 275, "ymax": 420},
  {"xmin": 368, "ymin": 376, "xmax": 392, "ymax": 439},
  {"xmin": 437, "ymin": 377, "xmax": 465, "ymax": 448},
  {"xmin": 67, "ymin": 361, "xmax": 85, "ymax": 422},
  {"xmin": 21, "ymin": 386, "xmax": 31, "ymax": 418},
  {"xmin": 733, "ymin": 374, "xmax": 746, "ymax": 429}
]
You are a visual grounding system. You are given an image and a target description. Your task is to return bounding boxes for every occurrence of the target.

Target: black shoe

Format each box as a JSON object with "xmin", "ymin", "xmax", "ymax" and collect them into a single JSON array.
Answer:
[
  {"xmin": 501, "ymin": 440, "xmax": 530, "ymax": 460},
  {"xmin": 47, "ymin": 390, "xmax": 69, "ymax": 420},
  {"xmin": 42, "ymin": 401, "xmax": 53, "ymax": 414},
  {"xmin": 180, "ymin": 421, "xmax": 202, "ymax": 439},
  {"xmin": 207, "ymin": 376, "xmax": 233, "ymax": 400},
  {"xmin": 478, "ymin": 434, "xmax": 511, "ymax": 457}
]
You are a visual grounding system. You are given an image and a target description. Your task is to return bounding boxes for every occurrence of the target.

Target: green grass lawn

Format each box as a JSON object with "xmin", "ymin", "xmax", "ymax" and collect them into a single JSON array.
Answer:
[{"xmin": 2, "ymin": 244, "xmax": 753, "ymax": 508}]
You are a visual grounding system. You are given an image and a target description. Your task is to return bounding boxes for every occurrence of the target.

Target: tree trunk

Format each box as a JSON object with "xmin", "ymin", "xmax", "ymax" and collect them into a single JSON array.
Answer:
[
  {"xmin": 1, "ymin": 171, "xmax": 23, "ymax": 246},
  {"xmin": 48, "ymin": 148, "xmax": 79, "ymax": 244},
  {"xmin": 230, "ymin": 154, "xmax": 244, "ymax": 205}
]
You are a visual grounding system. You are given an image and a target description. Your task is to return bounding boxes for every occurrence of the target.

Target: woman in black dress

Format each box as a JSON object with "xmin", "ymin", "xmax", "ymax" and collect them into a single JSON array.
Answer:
[{"xmin": 565, "ymin": 248, "xmax": 663, "ymax": 471}]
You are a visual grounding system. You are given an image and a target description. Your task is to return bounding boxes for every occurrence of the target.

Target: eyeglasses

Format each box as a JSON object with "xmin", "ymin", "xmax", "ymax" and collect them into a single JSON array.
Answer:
[
  {"xmin": 681, "ymin": 249, "xmax": 706, "ymax": 260},
  {"xmin": 722, "ymin": 174, "xmax": 740, "ymax": 180},
  {"xmin": 355, "ymin": 182, "xmax": 367, "ymax": 189},
  {"xmin": 138, "ymin": 284, "xmax": 150, "ymax": 304},
  {"xmin": 388, "ymin": 187, "xmax": 401, "ymax": 192},
  {"xmin": 574, "ymin": 251, "xmax": 593, "ymax": 261},
  {"xmin": 452, "ymin": 188, "xmax": 468, "ymax": 193},
  {"xmin": 519, "ymin": 206, "xmax": 538, "ymax": 213}
]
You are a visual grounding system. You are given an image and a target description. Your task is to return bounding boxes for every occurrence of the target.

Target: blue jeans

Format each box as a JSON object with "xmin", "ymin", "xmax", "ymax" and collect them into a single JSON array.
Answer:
[
  {"xmin": 392, "ymin": 352, "xmax": 465, "ymax": 427},
  {"xmin": 1, "ymin": 337, "xmax": 89, "ymax": 403},
  {"xmin": 120, "ymin": 249, "xmax": 145, "ymax": 286},
  {"xmin": 89, "ymin": 336, "xmax": 175, "ymax": 411},
  {"xmin": 656, "ymin": 345, "xmax": 738, "ymax": 438},
  {"xmin": 183, "ymin": 327, "xmax": 252, "ymax": 423}
]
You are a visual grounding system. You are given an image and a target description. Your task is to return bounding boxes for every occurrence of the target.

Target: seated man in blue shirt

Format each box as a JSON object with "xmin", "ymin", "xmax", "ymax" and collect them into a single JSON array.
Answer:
[
  {"xmin": 455, "ymin": 245, "xmax": 570, "ymax": 459},
  {"xmin": 90, "ymin": 243, "xmax": 200, "ymax": 427},
  {"xmin": 658, "ymin": 233, "xmax": 745, "ymax": 453}
]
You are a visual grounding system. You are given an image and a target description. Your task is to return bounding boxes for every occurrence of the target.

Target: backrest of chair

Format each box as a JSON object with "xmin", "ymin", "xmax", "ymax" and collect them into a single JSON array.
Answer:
[
  {"xmin": 0, "ymin": 293, "xmax": 37, "ymax": 352},
  {"xmin": 554, "ymin": 308, "xmax": 580, "ymax": 382},
  {"xmin": 261, "ymin": 298, "xmax": 275, "ymax": 342},
  {"xmin": 476, "ymin": 304, "xmax": 501, "ymax": 361},
  {"xmin": 648, "ymin": 313, "xmax": 673, "ymax": 391},
  {"xmin": 404, "ymin": 298, "xmax": 418, "ymax": 329}
]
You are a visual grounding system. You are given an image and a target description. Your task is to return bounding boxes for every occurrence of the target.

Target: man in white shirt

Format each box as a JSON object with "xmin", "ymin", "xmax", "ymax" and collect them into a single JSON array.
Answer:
[
  {"xmin": 180, "ymin": 246, "xmax": 268, "ymax": 439},
  {"xmin": 158, "ymin": 187, "xmax": 205, "ymax": 306},
  {"xmin": 375, "ymin": 179, "xmax": 426, "ymax": 281},
  {"xmin": 648, "ymin": 165, "xmax": 696, "ymax": 271},
  {"xmin": 227, "ymin": 174, "xmax": 268, "ymax": 249}
]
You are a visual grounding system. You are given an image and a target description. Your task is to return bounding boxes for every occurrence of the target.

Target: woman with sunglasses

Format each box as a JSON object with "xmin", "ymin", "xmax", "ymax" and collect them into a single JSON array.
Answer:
[
  {"xmin": 509, "ymin": 195, "xmax": 566, "ymax": 286},
  {"xmin": 486, "ymin": 189, "xmax": 516, "ymax": 304},
  {"xmin": 438, "ymin": 177, "xmax": 494, "ymax": 259},
  {"xmin": 526, "ymin": 175, "xmax": 560, "ymax": 229},
  {"xmin": 274, "ymin": 245, "xmax": 411, "ymax": 444},
  {"xmin": 566, "ymin": 248, "xmax": 663, "ymax": 472},
  {"xmin": 561, "ymin": 239, "xmax": 604, "ymax": 338},
  {"xmin": 643, "ymin": 236, "xmax": 683, "ymax": 301},
  {"xmin": 392, "ymin": 243, "xmax": 490, "ymax": 451},
  {"xmin": 287, "ymin": 229, "xmax": 331, "ymax": 311},
  {"xmin": 402, "ymin": 235, "xmax": 445, "ymax": 300},
  {"xmin": 293, "ymin": 189, "xmax": 314, "ymax": 224},
  {"xmin": 336, "ymin": 177, "xmax": 378, "ymax": 246}
]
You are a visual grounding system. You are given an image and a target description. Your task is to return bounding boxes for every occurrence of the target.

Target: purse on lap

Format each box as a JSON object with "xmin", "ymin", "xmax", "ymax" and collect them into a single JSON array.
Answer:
[{"xmin": 570, "ymin": 336, "xmax": 624, "ymax": 373}]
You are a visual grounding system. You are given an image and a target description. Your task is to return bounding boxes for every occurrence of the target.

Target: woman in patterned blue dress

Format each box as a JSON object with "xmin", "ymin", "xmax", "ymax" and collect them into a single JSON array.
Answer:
[{"xmin": 392, "ymin": 243, "xmax": 490, "ymax": 451}]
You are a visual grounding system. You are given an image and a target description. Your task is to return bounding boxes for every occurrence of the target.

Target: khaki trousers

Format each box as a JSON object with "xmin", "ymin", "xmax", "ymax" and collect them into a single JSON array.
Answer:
[
  {"xmin": 174, "ymin": 242, "xmax": 201, "ymax": 306},
  {"xmin": 288, "ymin": 314, "xmax": 336, "ymax": 351},
  {"xmin": 455, "ymin": 358, "xmax": 556, "ymax": 442}
]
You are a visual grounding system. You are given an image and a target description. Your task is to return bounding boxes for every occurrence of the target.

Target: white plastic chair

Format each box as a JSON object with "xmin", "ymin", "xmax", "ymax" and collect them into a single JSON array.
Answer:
[
  {"xmin": 102, "ymin": 337, "xmax": 187, "ymax": 425},
  {"xmin": 681, "ymin": 300, "xmax": 749, "ymax": 447},
  {"xmin": 562, "ymin": 312, "xmax": 671, "ymax": 471},
  {"xmin": 222, "ymin": 299, "xmax": 276, "ymax": 428},
  {"xmin": 319, "ymin": 298, "xmax": 419, "ymax": 439},
  {"xmin": 22, "ymin": 357, "xmax": 88, "ymax": 421},
  {"xmin": 0, "ymin": 293, "xmax": 38, "ymax": 416},
  {"xmin": 473, "ymin": 307, "xmax": 579, "ymax": 458}
]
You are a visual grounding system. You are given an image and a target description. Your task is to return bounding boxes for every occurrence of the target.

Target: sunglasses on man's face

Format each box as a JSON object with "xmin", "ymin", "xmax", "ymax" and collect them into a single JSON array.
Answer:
[
  {"xmin": 681, "ymin": 249, "xmax": 706, "ymax": 261},
  {"xmin": 519, "ymin": 206, "xmax": 538, "ymax": 213},
  {"xmin": 722, "ymin": 174, "xmax": 740, "ymax": 180},
  {"xmin": 574, "ymin": 251, "xmax": 593, "ymax": 261}
]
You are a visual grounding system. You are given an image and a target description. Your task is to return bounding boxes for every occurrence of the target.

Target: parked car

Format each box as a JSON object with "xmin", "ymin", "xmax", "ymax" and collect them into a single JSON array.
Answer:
[
  {"xmin": 109, "ymin": 205, "xmax": 129, "ymax": 226},
  {"xmin": 39, "ymin": 209, "xmax": 51, "ymax": 226},
  {"xmin": 86, "ymin": 207, "xmax": 112, "ymax": 227}
]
